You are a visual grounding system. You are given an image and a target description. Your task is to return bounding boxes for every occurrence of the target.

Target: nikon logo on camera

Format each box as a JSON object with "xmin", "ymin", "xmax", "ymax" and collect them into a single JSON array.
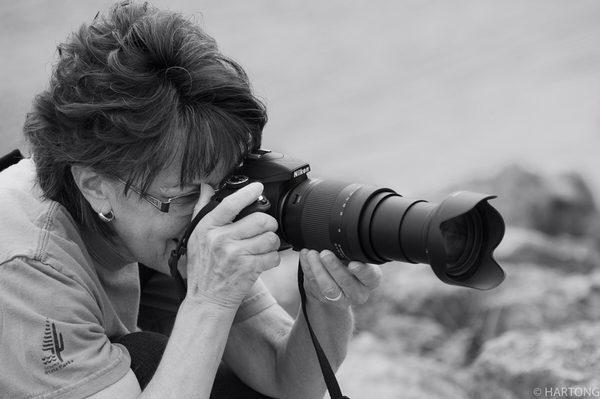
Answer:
[{"xmin": 293, "ymin": 166, "xmax": 310, "ymax": 178}]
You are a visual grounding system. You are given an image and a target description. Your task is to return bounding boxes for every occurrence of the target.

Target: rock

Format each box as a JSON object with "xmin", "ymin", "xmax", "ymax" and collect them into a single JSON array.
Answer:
[
  {"xmin": 353, "ymin": 263, "xmax": 493, "ymax": 369},
  {"xmin": 470, "ymin": 322, "xmax": 600, "ymax": 399},
  {"xmin": 337, "ymin": 333, "xmax": 468, "ymax": 399},
  {"xmin": 355, "ymin": 262, "xmax": 600, "ymax": 367},
  {"xmin": 430, "ymin": 328, "xmax": 474, "ymax": 368},
  {"xmin": 435, "ymin": 164, "xmax": 599, "ymax": 238},
  {"xmin": 356, "ymin": 232, "xmax": 600, "ymax": 344},
  {"xmin": 495, "ymin": 227, "xmax": 600, "ymax": 274},
  {"xmin": 478, "ymin": 266, "xmax": 600, "ymax": 335},
  {"xmin": 369, "ymin": 314, "xmax": 447, "ymax": 355},
  {"xmin": 452, "ymin": 265, "xmax": 600, "ymax": 365},
  {"xmin": 354, "ymin": 264, "xmax": 485, "ymax": 332}
]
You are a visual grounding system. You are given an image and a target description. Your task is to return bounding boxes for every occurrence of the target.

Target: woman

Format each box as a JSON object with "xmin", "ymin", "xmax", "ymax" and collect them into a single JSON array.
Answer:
[{"xmin": 0, "ymin": 1, "xmax": 382, "ymax": 398}]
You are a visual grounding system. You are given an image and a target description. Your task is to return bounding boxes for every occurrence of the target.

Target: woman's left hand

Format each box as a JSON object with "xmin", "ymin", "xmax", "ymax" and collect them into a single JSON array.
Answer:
[{"xmin": 299, "ymin": 249, "xmax": 382, "ymax": 309}]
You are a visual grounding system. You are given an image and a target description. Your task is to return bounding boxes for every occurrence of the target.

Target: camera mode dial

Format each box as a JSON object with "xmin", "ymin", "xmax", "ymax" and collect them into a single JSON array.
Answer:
[
  {"xmin": 214, "ymin": 174, "xmax": 271, "ymax": 220},
  {"xmin": 225, "ymin": 175, "xmax": 249, "ymax": 188}
]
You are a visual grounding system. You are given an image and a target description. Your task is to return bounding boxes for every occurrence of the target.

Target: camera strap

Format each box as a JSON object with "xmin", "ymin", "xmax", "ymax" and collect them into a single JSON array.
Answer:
[
  {"xmin": 169, "ymin": 201, "xmax": 349, "ymax": 399},
  {"xmin": 297, "ymin": 263, "xmax": 350, "ymax": 399},
  {"xmin": 168, "ymin": 199, "xmax": 220, "ymax": 294}
]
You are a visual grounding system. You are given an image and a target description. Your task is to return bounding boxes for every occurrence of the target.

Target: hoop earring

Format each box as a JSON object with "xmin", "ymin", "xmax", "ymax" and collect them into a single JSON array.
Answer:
[{"xmin": 98, "ymin": 210, "xmax": 115, "ymax": 223}]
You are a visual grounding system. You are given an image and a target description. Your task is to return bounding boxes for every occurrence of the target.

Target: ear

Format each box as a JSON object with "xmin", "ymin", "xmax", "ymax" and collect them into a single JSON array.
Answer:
[{"xmin": 70, "ymin": 165, "xmax": 115, "ymax": 214}]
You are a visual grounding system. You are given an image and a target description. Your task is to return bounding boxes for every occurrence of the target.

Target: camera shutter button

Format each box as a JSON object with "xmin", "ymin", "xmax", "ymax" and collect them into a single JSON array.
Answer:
[{"xmin": 257, "ymin": 195, "xmax": 268, "ymax": 205}]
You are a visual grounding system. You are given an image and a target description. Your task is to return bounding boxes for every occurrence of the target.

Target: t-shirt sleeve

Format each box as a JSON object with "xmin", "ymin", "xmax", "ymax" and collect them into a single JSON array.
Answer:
[
  {"xmin": 233, "ymin": 277, "xmax": 277, "ymax": 324},
  {"xmin": 0, "ymin": 257, "xmax": 131, "ymax": 398}
]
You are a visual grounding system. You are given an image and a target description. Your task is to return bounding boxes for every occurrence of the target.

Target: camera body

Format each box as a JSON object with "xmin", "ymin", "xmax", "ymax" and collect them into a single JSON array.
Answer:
[{"xmin": 211, "ymin": 149, "xmax": 311, "ymax": 250}]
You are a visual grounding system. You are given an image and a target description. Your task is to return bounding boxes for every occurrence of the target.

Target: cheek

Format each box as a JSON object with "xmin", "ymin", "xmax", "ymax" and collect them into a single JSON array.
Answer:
[
  {"xmin": 131, "ymin": 213, "xmax": 188, "ymax": 245},
  {"xmin": 112, "ymin": 199, "xmax": 184, "ymax": 252},
  {"xmin": 151, "ymin": 216, "xmax": 189, "ymax": 241}
]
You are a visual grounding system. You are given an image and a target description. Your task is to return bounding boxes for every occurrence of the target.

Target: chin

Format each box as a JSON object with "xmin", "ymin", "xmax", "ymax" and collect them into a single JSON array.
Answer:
[
  {"xmin": 138, "ymin": 248, "xmax": 170, "ymax": 274},
  {"xmin": 144, "ymin": 258, "xmax": 170, "ymax": 275}
]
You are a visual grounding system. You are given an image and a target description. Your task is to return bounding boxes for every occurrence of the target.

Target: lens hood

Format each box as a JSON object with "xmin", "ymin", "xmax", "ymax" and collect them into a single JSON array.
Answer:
[{"xmin": 426, "ymin": 191, "xmax": 505, "ymax": 289}]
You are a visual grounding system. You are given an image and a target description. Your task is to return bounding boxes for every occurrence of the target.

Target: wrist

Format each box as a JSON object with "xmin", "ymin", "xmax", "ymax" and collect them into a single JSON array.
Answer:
[
  {"xmin": 185, "ymin": 279, "xmax": 244, "ymax": 310},
  {"xmin": 180, "ymin": 292, "xmax": 239, "ymax": 318}
]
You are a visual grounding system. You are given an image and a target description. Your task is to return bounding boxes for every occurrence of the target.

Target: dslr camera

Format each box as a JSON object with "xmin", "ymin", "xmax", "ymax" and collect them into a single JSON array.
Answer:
[{"xmin": 209, "ymin": 149, "xmax": 505, "ymax": 290}]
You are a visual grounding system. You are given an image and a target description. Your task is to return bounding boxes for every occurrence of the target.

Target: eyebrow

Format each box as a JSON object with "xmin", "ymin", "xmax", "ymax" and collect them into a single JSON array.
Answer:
[
  {"xmin": 157, "ymin": 176, "xmax": 222, "ymax": 195},
  {"xmin": 159, "ymin": 182, "xmax": 203, "ymax": 194},
  {"xmin": 163, "ymin": 180, "xmax": 183, "ymax": 188}
]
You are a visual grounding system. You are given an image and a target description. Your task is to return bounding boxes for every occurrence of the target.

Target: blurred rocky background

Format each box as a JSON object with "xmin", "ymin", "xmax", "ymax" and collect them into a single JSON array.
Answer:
[{"xmin": 3, "ymin": 1, "xmax": 600, "ymax": 398}]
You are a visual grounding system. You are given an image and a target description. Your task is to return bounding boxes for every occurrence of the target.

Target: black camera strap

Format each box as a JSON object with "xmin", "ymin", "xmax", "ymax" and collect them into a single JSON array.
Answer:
[
  {"xmin": 297, "ymin": 263, "xmax": 350, "ymax": 399},
  {"xmin": 168, "ymin": 199, "xmax": 220, "ymax": 293},
  {"xmin": 169, "ymin": 202, "xmax": 349, "ymax": 399}
]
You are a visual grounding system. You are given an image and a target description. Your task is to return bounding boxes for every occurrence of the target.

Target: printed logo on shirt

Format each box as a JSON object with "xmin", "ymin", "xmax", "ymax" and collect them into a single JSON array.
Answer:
[{"xmin": 41, "ymin": 318, "xmax": 73, "ymax": 374}]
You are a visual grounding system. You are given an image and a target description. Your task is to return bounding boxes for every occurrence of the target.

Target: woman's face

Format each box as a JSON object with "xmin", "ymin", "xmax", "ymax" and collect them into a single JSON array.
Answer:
[{"xmin": 107, "ymin": 162, "xmax": 222, "ymax": 274}]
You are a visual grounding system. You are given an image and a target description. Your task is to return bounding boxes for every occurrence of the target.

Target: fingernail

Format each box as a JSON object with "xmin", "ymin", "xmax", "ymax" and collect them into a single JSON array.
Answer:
[
  {"xmin": 320, "ymin": 250, "xmax": 334, "ymax": 263},
  {"xmin": 248, "ymin": 181, "xmax": 264, "ymax": 194}
]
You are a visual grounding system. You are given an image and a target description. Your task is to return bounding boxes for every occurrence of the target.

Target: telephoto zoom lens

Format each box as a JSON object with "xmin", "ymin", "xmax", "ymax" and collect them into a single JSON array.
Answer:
[{"xmin": 282, "ymin": 179, "xmax": 504, "ymax": 290}]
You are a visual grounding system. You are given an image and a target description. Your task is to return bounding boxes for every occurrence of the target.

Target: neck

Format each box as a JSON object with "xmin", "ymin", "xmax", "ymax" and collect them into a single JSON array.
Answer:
[{"xmin": 80, "ymin": 226, "xmax": 135, "ymax": 270}]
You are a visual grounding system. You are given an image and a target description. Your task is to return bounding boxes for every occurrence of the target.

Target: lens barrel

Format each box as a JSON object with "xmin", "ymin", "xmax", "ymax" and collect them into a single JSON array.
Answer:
[{"xmin": 282, "ymin": 179, "xmax": 505, "ymax": 290}]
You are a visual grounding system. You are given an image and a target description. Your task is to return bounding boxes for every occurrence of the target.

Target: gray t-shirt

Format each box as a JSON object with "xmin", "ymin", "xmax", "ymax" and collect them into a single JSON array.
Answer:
[{"xmin": 0, "ymin": 159, "xmax": 276, "ymax": 398}]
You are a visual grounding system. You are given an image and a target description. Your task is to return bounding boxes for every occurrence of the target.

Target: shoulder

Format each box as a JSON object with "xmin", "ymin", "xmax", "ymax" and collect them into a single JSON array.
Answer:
[
  {"xmin": 0, "ymin": 159, "xmax": 90, "ymax": 274},
  {"xmin": 0, "ymin": 256, "xmax": 103, "ymax": 325},
  {"xmin": 0, "ymin": 256, "xmax": 132, "ymax": 398}
]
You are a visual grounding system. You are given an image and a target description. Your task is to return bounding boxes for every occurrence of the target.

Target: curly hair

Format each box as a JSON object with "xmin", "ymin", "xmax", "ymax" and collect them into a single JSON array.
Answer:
[{"xmin": 24, "ymin": 1, "xmax": 267, "ymax": 238}]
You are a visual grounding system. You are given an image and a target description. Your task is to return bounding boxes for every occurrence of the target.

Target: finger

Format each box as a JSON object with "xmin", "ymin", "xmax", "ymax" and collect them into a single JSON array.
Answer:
[
  {"xmin": 348, "ymin": 261, "xmax": 382, "ymax": 289},
  {"xmin": 306, "ymin": 250, "xmax": 343, "ymax": 300},
  {"xmin": 239, "ymin": 231, "xmax": 280, "ymax": 255},
  {"xmin": 203, "ymin": 182, "xmax": 264, "ymax": 227},
  {"xmin": 221, "ymin": 212, "xmax": 278, "ymax": 240},
  {"xmin": 319, "ymin": 250, "xmax": 356, "ymax": 288},
  {"xmin": 243, "ymin": 250, "xmax": 281, "ymax": 272},
  {"xmin": 299, "ymin": 249, "xmax": 318, "ymax": 285},
  {"xmin": 192, "ymin": 182, "xmax": 218, "ymax": 218},
  {"xmin": 299, "ymin": 249, "xmax": 325, "ymax": 300},
  {"xmin": 320, "ymin": 251, "xmax": 370, "ymax": 304}
]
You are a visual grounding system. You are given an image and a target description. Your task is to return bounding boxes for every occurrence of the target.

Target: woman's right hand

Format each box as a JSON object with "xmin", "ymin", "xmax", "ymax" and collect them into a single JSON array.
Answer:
[{"xmin": 185, "ymin": 182, "xmax": 281, "ymax": 308}]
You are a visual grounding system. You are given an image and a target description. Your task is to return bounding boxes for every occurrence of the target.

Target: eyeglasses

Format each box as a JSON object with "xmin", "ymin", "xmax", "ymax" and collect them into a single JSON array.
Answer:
[{"xmin": 115, "ymin": 177, "xmax": 202, "ymax": 216}]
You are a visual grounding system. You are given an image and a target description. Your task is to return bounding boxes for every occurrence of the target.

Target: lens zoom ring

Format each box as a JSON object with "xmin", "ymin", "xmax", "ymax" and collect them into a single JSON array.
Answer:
[{"xmin": 299, "ymin": 180, "xmax": 350, "ymax": 250}]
